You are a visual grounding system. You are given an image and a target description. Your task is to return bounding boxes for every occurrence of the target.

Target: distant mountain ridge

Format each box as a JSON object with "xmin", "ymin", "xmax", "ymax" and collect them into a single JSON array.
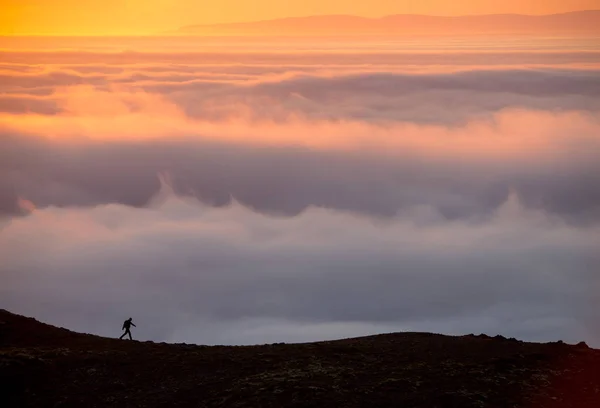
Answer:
[{"xmin": 175, "ymin": 10, "xmax": 600, "ymax": 36}]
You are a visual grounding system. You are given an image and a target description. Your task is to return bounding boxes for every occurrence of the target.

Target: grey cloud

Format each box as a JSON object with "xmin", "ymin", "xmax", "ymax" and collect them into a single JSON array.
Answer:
[
  {"xmin": 3, "ymin": 68, "xmax": 600, "ymax": 126},
  {"xmin": 0, "ymin": 95, "xmax": 61, "ymax": 115},
  {"xmin": 111, "ymin": 68, "xmax": 595, "ymax": 126},
  {"xmin": 58, "ymin": 64, "xmax": 127, "ymax": 75},
  {"xmin": 161, "ymin": 70, "xmax": 600, "ymax": 124},
  {"xmin": 134, "ymin": 68, "xmax": 600, "ymax": 99},
  {"xmin": 0, "ymin": 71, "xmax": 107, "ymax": 90},
  {"xmin": 0, "ymin": 131, "xmax": 599, "ymax": 223},
  {"xmin": 1, "ymin": 192, "xmax": 598, "ymax": 345},
  {"xmin": 250, "ymin": 69, "xmax": 600, "ymax": 97}
]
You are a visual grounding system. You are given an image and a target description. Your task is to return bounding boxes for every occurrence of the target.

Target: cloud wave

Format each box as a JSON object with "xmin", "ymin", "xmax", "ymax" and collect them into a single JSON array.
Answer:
[{"xmin": 1, "ymin": 184, "xmax": 599, "ymax": 345}]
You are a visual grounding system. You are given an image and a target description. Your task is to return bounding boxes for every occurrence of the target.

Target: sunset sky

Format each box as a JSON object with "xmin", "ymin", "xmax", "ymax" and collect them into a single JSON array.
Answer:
[{"xmin": 2, "ymin": 0, "xmax": 600, "ymax": 35}]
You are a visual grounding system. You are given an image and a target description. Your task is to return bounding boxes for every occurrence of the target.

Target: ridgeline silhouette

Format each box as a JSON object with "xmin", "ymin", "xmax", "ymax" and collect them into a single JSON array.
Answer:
[{"xmin": 1, "ymin": 309, "xmax": 599, "ymax": 407}]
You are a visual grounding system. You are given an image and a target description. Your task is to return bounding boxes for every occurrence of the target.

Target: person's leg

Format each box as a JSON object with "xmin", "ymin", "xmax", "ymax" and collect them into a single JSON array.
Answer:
[
  {"xmin": 119, "ymin": 332, "xmax": 125, "ymax": 339},
  {"xmin": 128, "ymin": 329, "xmax": 132, "ymax": 340}
]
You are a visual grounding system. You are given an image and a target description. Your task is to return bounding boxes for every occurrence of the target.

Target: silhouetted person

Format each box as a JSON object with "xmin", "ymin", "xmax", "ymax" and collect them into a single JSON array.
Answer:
[{"xmin": 119, "ymin": 317, "xmax": 136, "ymax": 340}]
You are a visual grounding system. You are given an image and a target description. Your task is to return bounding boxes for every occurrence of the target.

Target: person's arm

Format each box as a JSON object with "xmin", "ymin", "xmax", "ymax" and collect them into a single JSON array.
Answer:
[{"xmin": 132, "ymin": 323, "xmax": 136, "ymax": 327}]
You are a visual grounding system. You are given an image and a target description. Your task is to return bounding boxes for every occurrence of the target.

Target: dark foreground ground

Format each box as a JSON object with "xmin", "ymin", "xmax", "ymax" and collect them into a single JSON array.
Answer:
[{"xmin": 2, "ymin": 310, "xmax": 600, "ymax": 407}]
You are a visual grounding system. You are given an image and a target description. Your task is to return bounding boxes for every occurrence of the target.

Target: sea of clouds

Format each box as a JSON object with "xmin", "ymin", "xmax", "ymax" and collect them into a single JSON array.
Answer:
[{"xmin": 1, "ymin": 37, "xmax": 599, "ymax": 345}]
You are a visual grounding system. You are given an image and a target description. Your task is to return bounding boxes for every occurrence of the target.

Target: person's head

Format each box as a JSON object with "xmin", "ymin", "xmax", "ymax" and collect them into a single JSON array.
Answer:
[{"xmin": 128, "ymin": 317, "xmax": 132, "ymax": 321}]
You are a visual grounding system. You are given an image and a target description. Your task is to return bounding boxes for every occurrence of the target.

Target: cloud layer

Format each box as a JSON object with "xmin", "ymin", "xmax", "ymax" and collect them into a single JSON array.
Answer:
[
  {"xmin": 2, "ymin": 185, "xmax": 599, "ymax": 345},
  {"xmin": 1, "ymin": 37, "xmax": 599, "ymax": 345}
]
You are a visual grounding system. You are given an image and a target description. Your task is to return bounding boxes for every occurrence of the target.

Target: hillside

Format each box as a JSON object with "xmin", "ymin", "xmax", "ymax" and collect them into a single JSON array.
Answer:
[
  {"xmin": 2, "ymin": 309, "xmax": 600, "ymax": 407},
  {"xmin": 176, "ymin": 10, "xmax": 600, "ymax": 36}
]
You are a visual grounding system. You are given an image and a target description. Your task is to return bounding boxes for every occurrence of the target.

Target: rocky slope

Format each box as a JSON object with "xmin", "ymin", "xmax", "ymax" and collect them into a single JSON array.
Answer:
[{"xmin": 1, "ymin": 309, "xmax": 599, "ymax": 407}]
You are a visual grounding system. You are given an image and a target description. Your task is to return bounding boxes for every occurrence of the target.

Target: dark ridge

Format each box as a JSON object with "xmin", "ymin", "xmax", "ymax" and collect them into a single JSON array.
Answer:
[{"xmin": 1, "ymin": 309, "xmax": 600, "ymax": 407}]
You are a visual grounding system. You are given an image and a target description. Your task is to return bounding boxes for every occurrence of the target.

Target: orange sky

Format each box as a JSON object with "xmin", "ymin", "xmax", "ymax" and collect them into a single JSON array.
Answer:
[{"xmin": 2, "ymin": 0, "xmax": 599, "ymax": 35}]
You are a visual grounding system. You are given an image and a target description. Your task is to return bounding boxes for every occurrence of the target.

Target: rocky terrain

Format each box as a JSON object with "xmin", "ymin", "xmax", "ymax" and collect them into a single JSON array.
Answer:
[{"xmin": 2, "ymin": 309, "xmax": 600, "ymax": 407}]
